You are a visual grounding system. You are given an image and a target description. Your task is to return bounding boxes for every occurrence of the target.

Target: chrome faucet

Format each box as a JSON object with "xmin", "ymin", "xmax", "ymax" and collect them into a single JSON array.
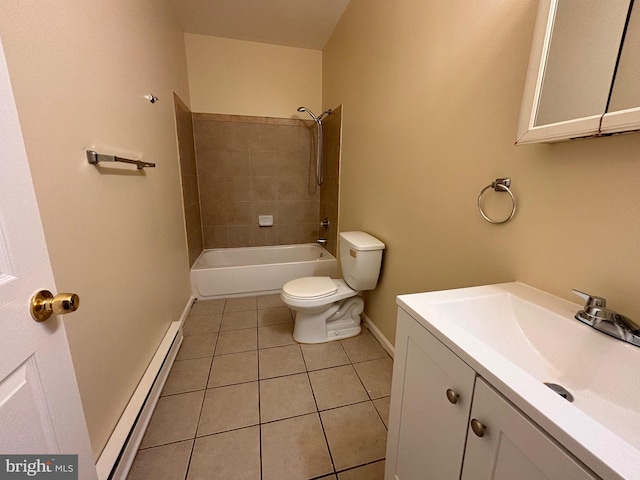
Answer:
[
  {"xmin": 316, "ymin": 239, "xmax": 328, "ymax": 245},
  {"xmin": 572, "ymin": 290, "xmax": 640, "ymax": 347}
]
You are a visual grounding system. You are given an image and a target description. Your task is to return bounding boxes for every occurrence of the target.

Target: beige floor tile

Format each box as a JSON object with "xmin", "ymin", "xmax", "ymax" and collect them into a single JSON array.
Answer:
[
  {"xmin": 140, "ymin": 390, "xmax": 204, "ymax": 448},
  {"xmin": 301, "ymin": 342, "xmax": 350, "ymax": 371},
  {"xmin": 353, "ymin": 357, "xmax": 393, "ymax": 399},
  {"xmin": 340, "ymin": 333, "xmax": 388, "ymax": 363},
  {"xmin": 260, "ymin": 373, "xmax": 316, "ymax": 422},
  {"xmin": 224, "ymin": 296, "xmax": 257, "ymax": 313},
  {"xmin": 259, "ymin": 344, "xmax": 306, "ymax": 379},
  {"xmin": 176, "ymin": 333, "xmax": 217, "ymax": 360},
  {"xmin": 190, "ymin": 299, "xmax": 225, "ymax": 316},
  {"xmin": 261, "ymin": 413, "xmax": 333, "ymax": 480},
  {"xmin": 338, "ymin": 461, "xmax": 385, "ymax": 480},
  {"xmin": 318, "ymin": 476, "xmax": 337, "ymax": 480},
  {"xmin": 321, "ymin": 402, "xmax": 387, "ymax": 471},
  {"xmin": 197, "ymin": 382, "xmax": 259, "ymax": 436},
  {"xmin": 183, "ymin": 314, "xmax": 222, "ymax": 336},
  {"xmin": 220, "ymin": 310, "xmax": 258, "ymax": 331},
  {"xmin": 187, "ymin": 426, "xmax": 260, "ymax": 480},
  {"xmin": 257, "ymin": 293, "xmax": 285, "ymax": 309},
  {"xmin": 161, "ymin": 357, "xmax": 212, "ymax": 396},
  {"xmin": 127, "ymin": 440, "xmax": 193, "ymax": 480},
  {"xmin": 208, "ymin": 350, "xmax": 258, "ymax": 388},
  {"xmin": 372, "ymin": 397, "xmax": 391, "ymax": 428},
  {"xmin": 309, "ymin": 365, "xmax": 369, "ymax": 410},
  {"xmin": 257, "ymin": 306, "xmax": 293, "ymax": 326},
  {"xmin": 258, "ymin": 323, "xmax": 296, "ymax": 349},
  {"xmin": 215, "ymin": 328, "xmax": 257, "ymax": 355}
]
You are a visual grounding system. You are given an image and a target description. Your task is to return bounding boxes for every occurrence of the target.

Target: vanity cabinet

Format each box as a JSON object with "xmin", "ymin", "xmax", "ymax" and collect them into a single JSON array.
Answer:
[{"xmin": 385, "ymin": 309, "xmax": 597, "ymax": 480}]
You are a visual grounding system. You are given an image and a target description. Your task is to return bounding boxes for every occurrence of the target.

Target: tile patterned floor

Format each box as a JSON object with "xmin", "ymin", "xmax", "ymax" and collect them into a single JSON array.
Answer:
[{"xmin": 127, "ymin": 294, "xmax": 391, "ymax": 480}]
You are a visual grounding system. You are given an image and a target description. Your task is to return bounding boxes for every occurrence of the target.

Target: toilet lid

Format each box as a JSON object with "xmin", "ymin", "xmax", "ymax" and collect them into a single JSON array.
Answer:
[{"xmin": 283, "ymin": 276, "xmax": 338, "ymax": 299}]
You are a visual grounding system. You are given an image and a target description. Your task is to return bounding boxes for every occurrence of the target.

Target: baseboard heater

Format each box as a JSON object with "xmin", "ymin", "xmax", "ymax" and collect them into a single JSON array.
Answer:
[{"xmin": 95, "ymin": 319, "xmax": 184, "ymax": 480}]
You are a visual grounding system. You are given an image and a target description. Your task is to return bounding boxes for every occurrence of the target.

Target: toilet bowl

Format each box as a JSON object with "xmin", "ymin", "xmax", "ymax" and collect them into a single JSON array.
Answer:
[{"xmin": 281, "ymin": 231, "xmax": 385, "ymax": 343}]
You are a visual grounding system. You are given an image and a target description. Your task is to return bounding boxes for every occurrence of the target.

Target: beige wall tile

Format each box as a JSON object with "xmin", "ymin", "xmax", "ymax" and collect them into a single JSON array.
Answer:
[{"xmin": 193, "ymin": 113, "xmax": 338, "ymax": 249}]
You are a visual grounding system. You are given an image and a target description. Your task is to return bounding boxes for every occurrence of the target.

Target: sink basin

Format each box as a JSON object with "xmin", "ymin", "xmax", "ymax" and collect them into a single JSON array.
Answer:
[{"xmin": 397, "ymin": 282, "xmax": 640, "ymax": 479}]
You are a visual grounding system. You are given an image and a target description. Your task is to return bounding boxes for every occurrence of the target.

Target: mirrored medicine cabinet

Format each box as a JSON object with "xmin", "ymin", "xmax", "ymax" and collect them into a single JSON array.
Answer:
[{"xmin": 517, "ymin": 0, "xmax": 640, "ymax": 144}]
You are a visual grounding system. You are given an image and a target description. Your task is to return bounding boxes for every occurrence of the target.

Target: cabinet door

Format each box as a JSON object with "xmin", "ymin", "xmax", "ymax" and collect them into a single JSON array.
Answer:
[
  {"xmin": 386, "ymin": 309, "xmax": 477, "ymax": 480},
  {"xmin": 462, "ymin": 378, "xmax": 598, "ymax": 480}
]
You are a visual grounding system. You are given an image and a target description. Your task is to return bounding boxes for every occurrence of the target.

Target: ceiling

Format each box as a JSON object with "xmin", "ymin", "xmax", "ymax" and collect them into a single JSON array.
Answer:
[{"xmin": 169, "ymin": 0, "xmax": 351, "ymax": 50}]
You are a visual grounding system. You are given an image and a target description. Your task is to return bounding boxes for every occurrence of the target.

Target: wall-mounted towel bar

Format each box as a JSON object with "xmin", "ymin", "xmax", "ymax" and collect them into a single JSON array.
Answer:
[{"xmin": 86, "ymin": 150, "xmax": 155, "ymax": 170}]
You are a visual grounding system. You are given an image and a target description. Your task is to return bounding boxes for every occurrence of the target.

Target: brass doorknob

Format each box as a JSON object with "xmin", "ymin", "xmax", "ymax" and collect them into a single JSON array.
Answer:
[{"xmin": 31, "ymin": 290, "xmax": 80, "ymax": 322}]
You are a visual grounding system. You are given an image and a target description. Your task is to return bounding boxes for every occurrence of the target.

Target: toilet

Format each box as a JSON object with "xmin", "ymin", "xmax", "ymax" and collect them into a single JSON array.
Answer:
[{"xmin": 281, "ymin": 231, "xmax": 385, "ymax": 343}]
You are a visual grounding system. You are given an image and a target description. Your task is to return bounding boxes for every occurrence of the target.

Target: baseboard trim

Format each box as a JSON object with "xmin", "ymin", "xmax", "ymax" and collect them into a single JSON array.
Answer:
[
  {"xmin": 96, "ymin": 296, "xmax": 193, "ymax": 480},
  {"xmin": 362, "ymin": 312, "xmax": 394, "ymax": 358}
]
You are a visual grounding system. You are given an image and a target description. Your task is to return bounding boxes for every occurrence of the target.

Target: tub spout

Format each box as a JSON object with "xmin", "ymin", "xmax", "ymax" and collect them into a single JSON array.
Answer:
[{"xmin": 316, "ymin": 239, "xmax": 328, "ymax": 245}]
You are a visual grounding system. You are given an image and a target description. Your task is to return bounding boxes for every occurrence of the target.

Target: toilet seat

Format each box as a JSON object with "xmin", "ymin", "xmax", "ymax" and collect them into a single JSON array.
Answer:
[
  {"xmin": 282, "ymin": 276, "xmax": 338, "ymax": 299},
  {"xmin": 281, "ymin": 278, "xmax": 358, "ymax": 309}
]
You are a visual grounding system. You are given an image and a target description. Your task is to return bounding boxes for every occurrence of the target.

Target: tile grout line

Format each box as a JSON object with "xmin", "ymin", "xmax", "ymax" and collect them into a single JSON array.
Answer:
[
  {"xmin": 301, "ymin": 344, "xmax": 338, "ymax": 478},
  {"xmin": 184, "ymin": 299, "xmax": 226, "ymax": 480},
  {"xmin": 256, "ymin": 311, "xmax": 264, "ymax": 480}
]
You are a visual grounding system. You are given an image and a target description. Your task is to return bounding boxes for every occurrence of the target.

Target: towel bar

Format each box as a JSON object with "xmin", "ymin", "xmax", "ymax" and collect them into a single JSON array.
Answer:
[{"xmin": 86, "ymin": 150, "xmax": 155, "ymax": 170}]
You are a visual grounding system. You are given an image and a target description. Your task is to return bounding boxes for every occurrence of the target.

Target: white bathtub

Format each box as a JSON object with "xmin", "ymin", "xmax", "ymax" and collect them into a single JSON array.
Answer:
[{"xmin": 191, "ymin": 243, "xmax": 337, "ymax": 299}]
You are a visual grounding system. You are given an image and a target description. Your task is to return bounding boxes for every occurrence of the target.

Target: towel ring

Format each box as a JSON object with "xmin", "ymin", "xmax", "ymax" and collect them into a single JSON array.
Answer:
[{"xmin": 478, "ymin": 178, "xmax": 516, "ymax": 224}]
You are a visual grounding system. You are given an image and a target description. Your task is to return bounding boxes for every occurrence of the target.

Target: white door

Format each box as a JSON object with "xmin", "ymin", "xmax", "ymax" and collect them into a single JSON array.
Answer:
[{"xmin": 0, "ymin": 38, "xmax": 97, "ymax": 478}]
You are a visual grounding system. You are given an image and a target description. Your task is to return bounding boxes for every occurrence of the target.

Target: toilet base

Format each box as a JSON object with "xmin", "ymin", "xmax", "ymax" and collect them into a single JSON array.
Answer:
[{"xmin": 292, "ymin": 296, "xmax": 364, "ymax": 343}]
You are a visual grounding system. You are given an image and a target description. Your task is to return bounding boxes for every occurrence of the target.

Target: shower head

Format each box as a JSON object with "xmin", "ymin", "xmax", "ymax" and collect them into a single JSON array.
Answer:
[{"xmin": 297, "ymin": 106, "xmax": 320, "ymax": 123}]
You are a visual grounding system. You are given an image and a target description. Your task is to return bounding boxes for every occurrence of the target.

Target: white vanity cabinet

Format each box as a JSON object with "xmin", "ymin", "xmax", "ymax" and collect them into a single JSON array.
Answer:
[
  {"xmin": 386, "ymin": 308, "xmax": 598, "ymax": 480},
  {"xmin": 386, "ymin": 309, "xmax": 476, "ymax": 479}
]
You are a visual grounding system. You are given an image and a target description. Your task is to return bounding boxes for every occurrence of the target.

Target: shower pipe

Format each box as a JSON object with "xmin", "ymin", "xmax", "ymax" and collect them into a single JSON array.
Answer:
[{"xmin": 297, "ymin": 106, "xmax": 332, "ymax": 186}]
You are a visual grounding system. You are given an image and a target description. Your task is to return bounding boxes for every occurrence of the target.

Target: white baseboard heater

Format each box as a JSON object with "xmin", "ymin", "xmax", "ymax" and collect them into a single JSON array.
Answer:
[{"xmin": 95, "ymin": 315, "xmax": 186, "ymax": 480}]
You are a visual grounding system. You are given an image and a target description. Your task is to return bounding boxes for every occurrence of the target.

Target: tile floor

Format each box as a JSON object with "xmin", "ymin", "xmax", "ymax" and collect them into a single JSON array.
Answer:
[{"xmin": 126, "ymin": 294, "xmax": 393, "ymax": 480}]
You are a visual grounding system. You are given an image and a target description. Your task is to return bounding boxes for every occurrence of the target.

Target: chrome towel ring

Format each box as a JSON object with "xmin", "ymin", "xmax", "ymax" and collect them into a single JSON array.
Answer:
[{"xmin": 478, "ymin": 178, "xmax": 516, "ymax": 224}]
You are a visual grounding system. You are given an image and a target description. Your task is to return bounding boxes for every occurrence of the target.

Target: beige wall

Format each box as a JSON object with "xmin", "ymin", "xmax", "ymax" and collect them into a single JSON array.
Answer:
[
  {"xmin": 185, "ymin": 33, "xmax": 322, "ymax": 118},
  {"xmin": 323, "ymin": 0, "xmax": 640, "ymax": 345},
  {"xmin": 0, "ymin": 0, "xmax": 192, "ymax": 458}
]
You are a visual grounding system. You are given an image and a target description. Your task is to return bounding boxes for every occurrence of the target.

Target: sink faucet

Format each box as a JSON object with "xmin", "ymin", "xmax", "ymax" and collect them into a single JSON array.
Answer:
[{"xmin": 572, "ymin": 290, "xmax": 640, "ymax": 347}]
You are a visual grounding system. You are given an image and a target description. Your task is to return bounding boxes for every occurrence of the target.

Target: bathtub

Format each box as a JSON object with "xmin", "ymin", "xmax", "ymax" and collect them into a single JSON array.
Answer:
[{"xmin": 191, "ymin": 243, "xmax": 337, "ymax": 299}]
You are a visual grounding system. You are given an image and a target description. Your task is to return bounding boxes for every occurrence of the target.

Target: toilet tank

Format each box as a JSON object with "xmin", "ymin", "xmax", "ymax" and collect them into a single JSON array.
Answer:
[{"xmin": 339, "ymin": 231, "xmax": 386, "ymax": 291}]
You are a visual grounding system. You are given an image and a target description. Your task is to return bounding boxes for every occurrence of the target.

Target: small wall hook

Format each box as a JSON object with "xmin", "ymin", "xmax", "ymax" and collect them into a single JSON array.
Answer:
[{"xmin": 146, "ymin": 94, "xmax": 159, "ymax": 104}]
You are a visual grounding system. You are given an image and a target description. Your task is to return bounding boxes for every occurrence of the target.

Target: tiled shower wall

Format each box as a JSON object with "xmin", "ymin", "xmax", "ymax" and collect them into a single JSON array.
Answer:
[
  {"xmin": 319, "ymin": 106, "xmax": 341, "ymax": 256},
  {"xmin": 173, "ymin": 94, "xmax": 203, "ymax": 267},
  {"xmin": 193, "ymin": 114, "xmax": 323, "ymax": 249}
]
